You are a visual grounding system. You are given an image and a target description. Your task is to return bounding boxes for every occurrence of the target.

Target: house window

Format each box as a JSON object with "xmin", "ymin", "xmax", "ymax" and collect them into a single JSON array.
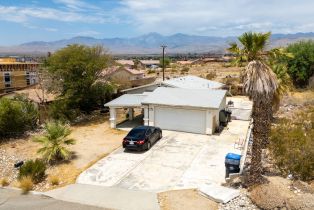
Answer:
[
  {"xmin": 4, "ymin": 72, "xmax": 11, "ymax": 88},
  {"xmin": 26, "ymin": 72, "xmax": 30, "ymax": 85}
]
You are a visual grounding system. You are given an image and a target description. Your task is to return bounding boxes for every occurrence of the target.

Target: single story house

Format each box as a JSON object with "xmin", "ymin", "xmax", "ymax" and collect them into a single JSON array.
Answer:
[
  {"xmin": 104, "ymin": 67, "xmax": 145, "ymax": 82},
  {"xmin": 140, "ymin": 60, "xmax": 160, "ymax": 69},
  {"xmin": 105, "ymin": 87, "xmax": 227, "ymax": 135},
  {"xmin": 121, "ymin": 75, "xmax": 226, "ymax": 94},
  {"xmin": 116, "ymin": 60, "xmax": 135, "ymax": 68}
]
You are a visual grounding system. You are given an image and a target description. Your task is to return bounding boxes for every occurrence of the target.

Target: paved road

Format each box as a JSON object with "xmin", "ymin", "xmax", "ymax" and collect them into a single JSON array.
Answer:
[
  {"xmin": 77, "ymin": 120, "xmax": 250, "ymax": 192},
  {"xmin": 44, "ymin": 184, "xmax": 160, "ymax": 210},
  {"xmin": 0, "ymin": 188, "xmax": 104, "ymax": 210}
]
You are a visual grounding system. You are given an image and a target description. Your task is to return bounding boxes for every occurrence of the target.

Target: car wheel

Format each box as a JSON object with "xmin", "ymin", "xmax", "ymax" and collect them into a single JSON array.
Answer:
[{"xmin": 147, "ymin": 141, "xmax": 151, "ymax": 150}]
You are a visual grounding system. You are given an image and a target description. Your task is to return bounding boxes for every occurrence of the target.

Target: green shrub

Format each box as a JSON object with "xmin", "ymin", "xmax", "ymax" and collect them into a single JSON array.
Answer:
[
  {"xmin": 147, "ymin": 69, "xmax": 155, "ymax": 74},
  {"xmin": 0, "ymin": 97, "xmax": 38, "ymax": 139},
  {"xmin": 19, "ymin": 159, "xmax": 46, "ymax": 183},
  {"xmin": 269, "ymin": 107, "xmax": 314, "ymax": 181},
  {"xmin": 286, "ymin": 40, "xmax": 314, "ymax": 87}
]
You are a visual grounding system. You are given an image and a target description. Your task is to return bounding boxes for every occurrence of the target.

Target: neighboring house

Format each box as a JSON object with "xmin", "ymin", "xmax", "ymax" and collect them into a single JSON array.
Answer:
[
  {"xmin": 105, "ymin": 87, "xmax": 227, "ymax": 135},
  {"xmin": 140, "ymin": 60, "xmax": 160, "ymax": 69},
  {"xmin": 105, "ymin": 67, "xmax": 145, "ymax": 82},
  {"xmin": 121, "ymin": 75, "xmax": 226, "ymax": 94},
  {"xmin": 0, "ymin": 57, "xmax": 40, "ymax": 93},
  {"xmin": 116, "ymin": 60, "xmax": 135, "ymax": 69}
]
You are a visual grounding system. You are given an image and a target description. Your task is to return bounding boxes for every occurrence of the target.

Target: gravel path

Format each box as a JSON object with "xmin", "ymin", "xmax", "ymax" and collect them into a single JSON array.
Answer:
[
  {"xmin": 219, "ymin": 191, "xmax": 259, "ymax": 210},
  {"xmin": 0, "ymin": 148, "xmax": 23, "ymax": 183}
]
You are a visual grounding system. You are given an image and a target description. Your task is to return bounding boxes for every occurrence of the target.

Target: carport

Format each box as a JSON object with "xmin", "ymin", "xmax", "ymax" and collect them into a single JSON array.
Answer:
[{"xmin": 104, "ymin": 94, "xmax": 149, "ymax": 128}]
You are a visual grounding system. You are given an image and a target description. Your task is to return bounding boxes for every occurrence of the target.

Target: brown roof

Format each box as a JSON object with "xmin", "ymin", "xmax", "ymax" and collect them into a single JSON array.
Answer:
[{"xmin": 101, "ymin": 67, "xmax": 144, "ymax": 76}]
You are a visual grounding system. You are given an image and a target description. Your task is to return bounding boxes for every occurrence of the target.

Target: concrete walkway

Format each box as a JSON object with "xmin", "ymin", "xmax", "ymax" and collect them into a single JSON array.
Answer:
[{"xmin": 44, "ymin": 184, "xmax": 160, "ymax": 210}]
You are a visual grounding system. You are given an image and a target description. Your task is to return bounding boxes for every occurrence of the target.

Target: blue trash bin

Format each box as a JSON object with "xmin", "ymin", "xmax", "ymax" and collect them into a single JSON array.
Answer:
[{"xmin": 225, "ymin": 153, "xmax": 241, "ymax": 178}]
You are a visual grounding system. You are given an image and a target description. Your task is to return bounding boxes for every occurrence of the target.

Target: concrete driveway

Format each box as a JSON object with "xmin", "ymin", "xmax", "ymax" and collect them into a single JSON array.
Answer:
[{"xmin": 77, "ymin": 120, "xmax": 250, "ymax": 192}]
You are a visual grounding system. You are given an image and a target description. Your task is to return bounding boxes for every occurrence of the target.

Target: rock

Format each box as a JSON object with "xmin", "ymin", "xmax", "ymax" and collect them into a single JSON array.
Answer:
[{"xmin": 287, "ymin": 193, "xmax": 314, "ymax": 210}]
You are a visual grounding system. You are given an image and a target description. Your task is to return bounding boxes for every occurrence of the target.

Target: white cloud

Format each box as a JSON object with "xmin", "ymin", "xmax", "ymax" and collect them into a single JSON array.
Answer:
[
  {"xmin": 0, "ymin": 2, "xmax": 113, "ymax": 24},
  {"xmin": 120, "ymin": 0, "xmax": 314, "ymax": 36}
]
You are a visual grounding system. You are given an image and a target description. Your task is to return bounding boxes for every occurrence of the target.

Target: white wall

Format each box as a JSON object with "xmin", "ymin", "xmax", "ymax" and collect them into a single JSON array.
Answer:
[{"xmin": 144, "ymin": 104, "xmax": 218, "ymax": 135}]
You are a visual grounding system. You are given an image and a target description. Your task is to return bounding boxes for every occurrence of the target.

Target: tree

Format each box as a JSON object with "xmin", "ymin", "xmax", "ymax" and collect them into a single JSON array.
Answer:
[
  {"xmin": 285, "ymin": 40, "xmax": 314, "ymax": 87},
  {"xmin": 159, "ymin": 57, "xmax": 171, "ymax": 68},
  {"xmin": 228, "ymin": 32, "xmax": 278, "ymax": 185},
  {"xmin": 33, "ymin": 121, "xmax": 75, "ymax": 163},
  {"xmin": 46, "ymin": 45, "xmax": 114, "ymax": 119}
]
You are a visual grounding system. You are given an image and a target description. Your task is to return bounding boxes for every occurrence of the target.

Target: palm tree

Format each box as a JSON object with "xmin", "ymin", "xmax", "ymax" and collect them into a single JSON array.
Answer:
[
  {"xmin": 243, "ymin": 61, "xmax": 278, "ymax": 184},
  {"xmin": 33, "ymin": 121, "xmax": 75, "ymax": 163},
  {"xmin": 228, "ymin": 32, "xmax": 278, "ymax": 185}
]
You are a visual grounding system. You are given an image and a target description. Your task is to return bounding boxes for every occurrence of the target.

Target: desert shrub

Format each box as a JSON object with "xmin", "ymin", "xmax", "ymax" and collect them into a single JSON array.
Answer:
[
  {"xmin": 181, "ymin": 66, "xmax": 190, "ymax": 73},
  {"xmin": 19, "ymin": 159, "xmax": 46, "ymax": 183},
  {"xmin": 147, "ymin": 69, "xmax": 155, "ymax": 74},
  {"xmin": 49, "ymin": 176, "xmax": 59, "ymax": 186},
  {"xmin": 0, "ymin": 97, "xmax": 38, "ymax": 139},
  {"xmin": 285, "ymin": 40, "xmax": 314, "ymax": 87},
  {"xmin": 269, "ymin": 107, "xmax": 314, "ymax": 181},
  {"xmin": 48, "ymin": 99, "xmax": 79, "ymax": 122},
  {"xmin": 33, "ymin": 121, "xmax": 75, "ymax": 163},
  {"xmin": 19, "ymin": 176, "xmax": 33, "ymax": 194},
  {"xmin": 0, "ymin": 177, "xmax": 9, "ymax": 187},
  {"xmin": 206, "ymin": 71, "xmax": 217, "ymax": 80}
]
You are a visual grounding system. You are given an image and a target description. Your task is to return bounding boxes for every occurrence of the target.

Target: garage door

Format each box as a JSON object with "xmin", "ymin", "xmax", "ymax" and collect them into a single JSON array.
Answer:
[{"xmin": 154, "ymin": 107, "xmax": 206, "ymax": 134}]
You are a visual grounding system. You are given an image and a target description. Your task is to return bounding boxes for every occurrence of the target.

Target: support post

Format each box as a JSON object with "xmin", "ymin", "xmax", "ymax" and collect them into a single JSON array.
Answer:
[
  {"xmin": 128, "ymin": 108, "xmax": 134, "ymax": 120},
  {"xmin": 109, "ymin": 107, "xmax": 117, "ymax": 128}
]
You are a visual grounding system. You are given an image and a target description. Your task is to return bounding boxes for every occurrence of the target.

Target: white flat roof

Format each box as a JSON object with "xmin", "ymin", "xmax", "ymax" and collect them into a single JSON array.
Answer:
[
  {"xmin": 162, "ymin": 75, "xmax": 225, "ymax": 89},
  {"xmin": 104, "ymin": 94, "xmax": 148, "ymax": 107},
  {"xmin": 142, "ymin": 87, "xmax": 227, "ymax": 109}
]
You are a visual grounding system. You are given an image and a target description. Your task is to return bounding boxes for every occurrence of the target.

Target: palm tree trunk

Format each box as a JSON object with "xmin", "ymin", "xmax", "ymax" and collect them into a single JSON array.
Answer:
[{"xmin": 248, "ymin": 100, "xmax": 269, "ymax": 185}]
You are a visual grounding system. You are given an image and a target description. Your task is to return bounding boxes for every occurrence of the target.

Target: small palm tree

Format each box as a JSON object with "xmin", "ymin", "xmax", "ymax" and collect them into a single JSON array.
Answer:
[{"xmin": 33, "ymin": 121, "xmax": 75, "ymax": 163}]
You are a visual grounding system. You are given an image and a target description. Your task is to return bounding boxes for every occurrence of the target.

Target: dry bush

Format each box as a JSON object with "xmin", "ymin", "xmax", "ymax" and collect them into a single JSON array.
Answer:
[
  {"xmin": 49, "ymin": 176, "xmax": 60, "ymax": 186},
  {"xmin": 19, "ymin": 176, "xmax": 34, "ymax": 194},
  {"xmin": 206, "ymin": 71, "xmax": 217, "ymax": 80},
  {"xmin": 1, "ymin": 178, "xmax": 9, "ymax": 187},
  {"xmin": 269, "ymin": 106, "xmax": 314, "ymax": 181}
]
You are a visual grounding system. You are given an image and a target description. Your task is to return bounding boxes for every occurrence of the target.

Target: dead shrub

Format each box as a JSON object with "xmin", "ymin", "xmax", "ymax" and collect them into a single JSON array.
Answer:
[
  {"xmin": 1, "ymin": 178, "xmax": 9, "ymax": 187},
  {"xmin": 206, "ymin": 71, "xmax": 217, "ymax": 80},
  {"xmin": 269, "ymin": 106, "xmax": 314, "ymax": 181},
  {"xmin": 19, "ymin": 176, "xmax": 34, "ymax": 194},
  {"xmin": 49, "ymin": 176, "xmax": 60, "ymax": 186}
]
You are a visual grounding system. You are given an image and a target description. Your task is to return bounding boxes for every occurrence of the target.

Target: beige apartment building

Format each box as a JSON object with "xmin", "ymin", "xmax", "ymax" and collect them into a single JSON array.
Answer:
[{"xmin": 0, "ymin": 57, "xmax": 40, "ymax": 93}]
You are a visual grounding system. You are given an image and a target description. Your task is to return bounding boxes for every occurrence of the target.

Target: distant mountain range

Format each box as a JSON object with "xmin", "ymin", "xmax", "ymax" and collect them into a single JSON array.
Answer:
[{"xmin": 1, "ymin": 32, "xmax": 314, "ymax": 55}]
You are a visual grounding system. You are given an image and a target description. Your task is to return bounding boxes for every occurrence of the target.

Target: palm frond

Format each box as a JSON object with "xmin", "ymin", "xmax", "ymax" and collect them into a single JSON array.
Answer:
[{"xmin": 243, "ymin": 60, "xmax": 278, "ymax": 103}]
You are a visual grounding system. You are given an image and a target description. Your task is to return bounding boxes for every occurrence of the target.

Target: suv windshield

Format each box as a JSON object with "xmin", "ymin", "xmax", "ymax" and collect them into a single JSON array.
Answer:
[{"xmin": 127, "ymin": 128, "xmax": 146, "ymax": 139}]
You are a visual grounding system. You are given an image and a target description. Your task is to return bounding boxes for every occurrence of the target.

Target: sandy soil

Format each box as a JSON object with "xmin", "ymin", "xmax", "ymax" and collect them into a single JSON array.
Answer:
[
  {"xmin": 0, "ymin": 113, "xmax": 128, "ymax": 191},
  {"xmin": 158, "ymin": 189, "xmax": 218, "ymax": 210},
  {"xmin": 70, "ymin": 115, "xmax": 127, "ymax": 168}
]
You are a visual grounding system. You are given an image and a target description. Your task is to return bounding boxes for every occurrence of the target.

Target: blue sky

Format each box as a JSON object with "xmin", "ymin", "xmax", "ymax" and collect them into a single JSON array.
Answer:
[{"xmin": 0, "ymin": 0, "xmax": 314, "ymax": 45}]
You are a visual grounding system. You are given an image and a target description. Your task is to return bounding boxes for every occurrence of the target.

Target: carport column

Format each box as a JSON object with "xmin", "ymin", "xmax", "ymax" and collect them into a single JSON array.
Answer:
[
  {"xmin": 205, "ymin": 110, "xmax": 212, "ymax": 135},
  {"xmin": 109, "ymin": 107, "xmax": 117, "ymax": 128},
  {"xmin": 143, "ymin": 106, "xmax": 149, "ymax": 126},
  {"xmin": 128, "ymin": 108, "xmax": 134, "ymax": 120}
]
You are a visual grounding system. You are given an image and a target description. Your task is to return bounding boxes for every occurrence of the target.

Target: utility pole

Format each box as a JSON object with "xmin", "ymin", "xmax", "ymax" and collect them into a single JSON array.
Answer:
[{"xmin": 161, "ymin": 45, "xmax": 167, "ymax": 81}]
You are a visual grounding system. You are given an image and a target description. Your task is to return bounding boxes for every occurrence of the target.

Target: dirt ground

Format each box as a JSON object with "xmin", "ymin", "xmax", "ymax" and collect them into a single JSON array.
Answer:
[
  {"xmin": 0, "ymin": 113, "xmax": 128, "ymax": 191},
  {"xmin": 158, "ymin": 189, "xmax": 218, "ymax": 210},
  {"xmin": 152, "ymin": 62, "xmax": 242, "ymax": 82},
  {"xmin": 249, "ymin": 176, "xmax": 314, "ymax": 210}
]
